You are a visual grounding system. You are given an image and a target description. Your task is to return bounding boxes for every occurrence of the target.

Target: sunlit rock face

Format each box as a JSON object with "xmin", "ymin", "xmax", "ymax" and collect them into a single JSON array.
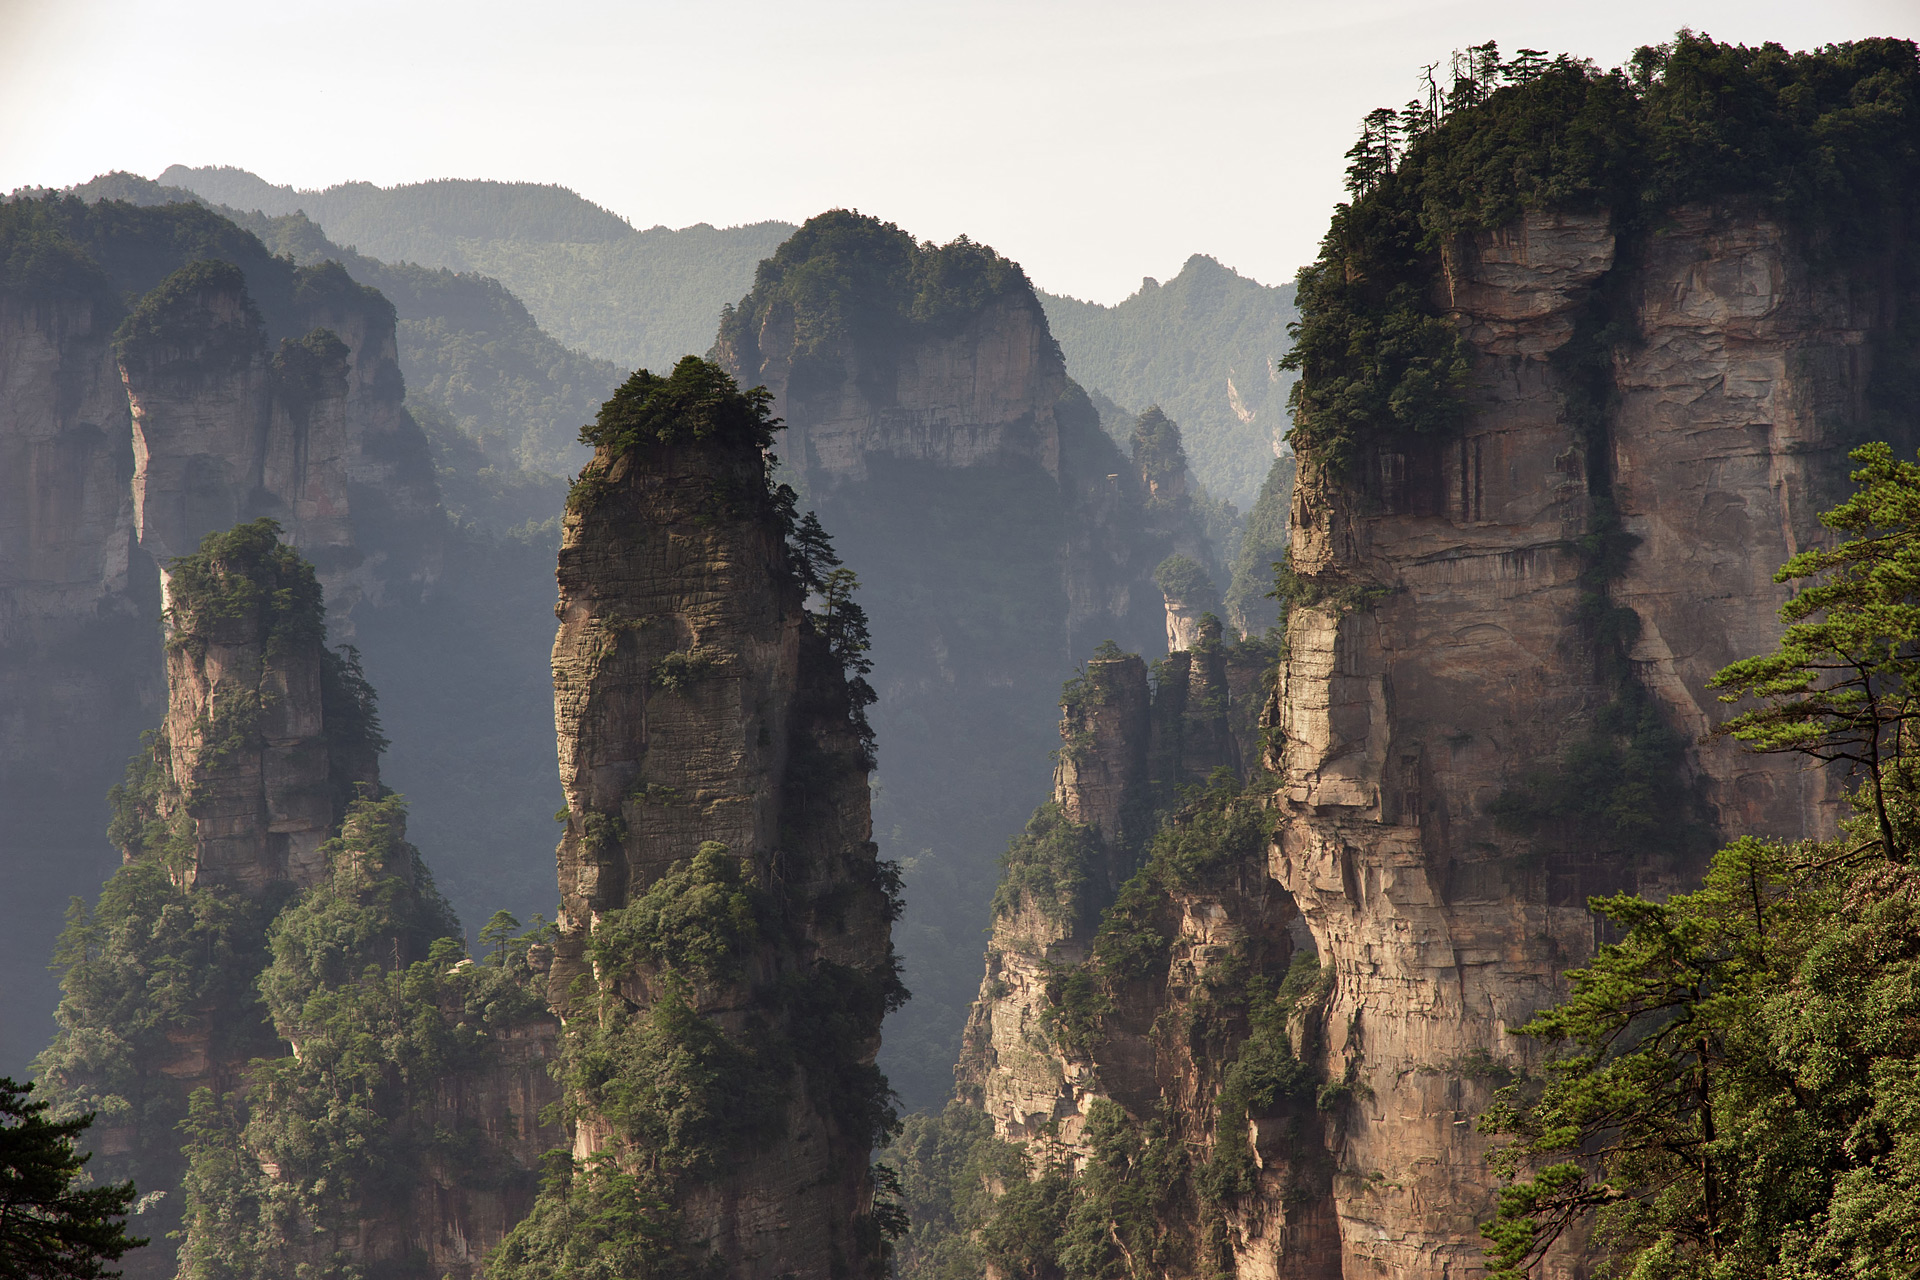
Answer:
[
  {"xmin": 958, "ymin": 202, "xmax": 1892, "ymax": 1279},
  {"xmin": 1272, "ymin": 205, "xmax": 1868, "ymax": 1276}
]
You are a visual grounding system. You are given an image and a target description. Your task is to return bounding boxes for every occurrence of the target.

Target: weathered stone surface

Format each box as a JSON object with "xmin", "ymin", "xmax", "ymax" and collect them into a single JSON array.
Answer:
[
  {"xmin": 121, "ymin": 267, "xmax": 439, "ymax": 626},
  {"xmin": 1270, "ymin": 207, "xmax": 1861, "ymax": 1277},
  {"xmin": 550, "ymin": 404, "xmax": 895, "ymax": 1278},
  {"xmin": 0, "ymin": 289, "xmax": 162, "ymax": 1069}
]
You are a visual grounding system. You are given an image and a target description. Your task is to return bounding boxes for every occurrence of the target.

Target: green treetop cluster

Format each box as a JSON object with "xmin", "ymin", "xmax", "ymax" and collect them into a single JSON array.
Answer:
[{"xmin": 1284, "ymin": 35, "xmax": 1920, "ymax": 473}]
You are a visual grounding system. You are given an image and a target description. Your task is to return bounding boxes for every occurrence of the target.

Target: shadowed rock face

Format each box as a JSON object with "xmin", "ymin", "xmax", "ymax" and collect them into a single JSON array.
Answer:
[
  {"xmin": 1270, "ymin": 206, "xmax": 1876, "ymax": 1276},
  {"xmin": 714, "ymin": 212, "xmax": 1189, "ymax": 1109},
  {"xmin": 547, "ymin": 369, "xmax": 897, "ymax": 1278},
  {"xmin": 0, "ymin": 225, "xmax": 441, "ymax": 1073}
]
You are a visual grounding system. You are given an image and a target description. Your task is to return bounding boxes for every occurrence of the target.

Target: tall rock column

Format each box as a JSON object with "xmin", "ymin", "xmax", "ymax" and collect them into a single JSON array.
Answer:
[
  {"xmin": 1270, "ymin": 205, "xmax": 1867, "ymax": 1276},
  {"xmin": 512, "ymin": 357, "xmax": 900, "ymax": 1280}
]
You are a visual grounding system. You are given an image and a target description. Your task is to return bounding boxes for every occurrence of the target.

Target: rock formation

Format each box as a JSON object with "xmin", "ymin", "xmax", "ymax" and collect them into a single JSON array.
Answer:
[
  {"xmin": 0, "ymin": 196, "xmax": 441, "ymax": 1072},
  {"xmin": 1268, "ymin": 200, "xmax": 1870, "ymax": 1276},
  {"xmin": 715, "ymin": 211, "xmax": 1201, "ymax": 1107},
  {"xmin": 952, "ymin": 38, "xmax": 1920, "ymax": 1279},
  {"xmin": 36, "ymin": 520, "xmax": 557, "ymax": 1280},
  {"xmin": 498, "ymin": 357, "xmax": 899, "ymax": 1279}
]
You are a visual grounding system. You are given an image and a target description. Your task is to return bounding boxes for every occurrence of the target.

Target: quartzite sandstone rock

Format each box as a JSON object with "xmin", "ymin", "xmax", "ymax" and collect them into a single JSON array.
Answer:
[
  {"xmin": 1270, "ymin": 207, "xmax": 1858, "ymax": 1277},
  {"xmin": 548, "ymin": 368, "xmax": 897, "ymax": 1277}
]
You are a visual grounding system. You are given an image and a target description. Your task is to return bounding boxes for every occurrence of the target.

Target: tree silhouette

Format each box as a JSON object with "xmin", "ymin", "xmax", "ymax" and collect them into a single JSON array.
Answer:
[{"xmin": 0, "ymin": 1078, "xmax": 144, "ymax": 1279}]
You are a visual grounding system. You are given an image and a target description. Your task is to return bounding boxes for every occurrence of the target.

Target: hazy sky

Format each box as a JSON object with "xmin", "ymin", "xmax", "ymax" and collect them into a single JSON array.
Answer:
[{"xmin": 2, "ymin": 0, "xmax": 1914, "ymax": 302}]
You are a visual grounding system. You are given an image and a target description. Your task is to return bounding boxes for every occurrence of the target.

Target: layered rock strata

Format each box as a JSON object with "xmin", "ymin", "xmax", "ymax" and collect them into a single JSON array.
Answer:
[
  {"xmin": 1269, "ymin": 204, "xmax": 1879, "ymax": 1275},
  {"xmin": 538, "ymin": 359, "xmax": 899, "ymax": 1278}
]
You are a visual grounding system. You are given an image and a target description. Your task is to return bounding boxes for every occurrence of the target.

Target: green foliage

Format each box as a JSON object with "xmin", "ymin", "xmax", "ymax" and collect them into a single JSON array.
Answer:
[
  {"xmin": 1285, "ymin": 36, "xmax": 1920, "ymax": 472},
  {"xmin": 590, "ymin": 843, "xmax": 761, "ymax": 984},
  {"xmin": 1487, "ymin": 693, "xmax": 1705, "ymax": 857},
  {"xmin": 0, "ymin": 198, "xmax": 114, "ymax": 303},
  {"xmin": 1151, "ymin": 555, "xmax": 1219, "ymax": 612},
  {"xmin": 112, "ymin": 258, "xmax": 264, "ymax": 380},
  {"xmin": 1268, "ymin": 551, "xmax": 1391, "ymax": 615},
  {"xmin": 1198, "ymin": 957, "xmax": 1325, "ymax": 1205},
  {"xmin": 881, "ymin": 1103, "xmax": 1035, "ymax": 1280},
  {"xmin": 0, "ymin": 1078, "xmax": 145, "ymax": 1280},
  {"xmin": 163, "ymin": 519, "xmax": 325, "ymax": 658},
  {"xmin": 1039, "ymin": 772, "xmax": 1272, "ymax": 1057},
  {"xmin": 1479, "ymin": 834, "xmax": 1920, "ymax": 1279},
  {"xmin": 1710, "ymin": 442, "xmax": 1920, "ymax": 860},
  {"xmin": 1222, "ymin": 453, "xmax": 1296, "ymax": 637},
  {"xmin": 648, "ymin": 647, "xmax": 719, "ymax": 694},
  {"xmin": 579, "ymin": 355, "xmax": 780, "ymax": 458},
  {"xmin": 177, "ymin": 796, "xmax": 546, "ymax": 1280},
  {"xmin": 1130, "ymin": 409, "xmax": 1188, "ymax": 495},
  {"xmin": 482, "ymin": 1150, "xmax": 707, "ymax": 1280},
  {"xmin": 1480, "ymin": 457, "xmax": 1920, "ymax": 1277},
  {"xmin": 991, "ymin": 804, "xmax": 1102, "ymax": 927},
  {"xmin": 32, "ymin": 858, "xmax": 283, "ymax": 1271},
  {"xmin": 1038, "ymin": 257, "xmax": 1297, "ymax": 509},
  {"xmin": 717, "ymin": 210, "xmax": 1030, "ymax": 399},
  {"xmin": 267, "ymin": 327, "xmax": 348, "ymax": 406}
]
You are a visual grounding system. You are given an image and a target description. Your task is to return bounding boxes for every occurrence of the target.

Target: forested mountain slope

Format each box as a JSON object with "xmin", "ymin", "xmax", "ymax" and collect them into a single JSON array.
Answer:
[
  {"xmin": 1040, "ymin": 255, "xmax": 1296, "ymax": 509},
  {"xmin": 159, "ymin": 166, "xmax": 794, "ymax": 374}
]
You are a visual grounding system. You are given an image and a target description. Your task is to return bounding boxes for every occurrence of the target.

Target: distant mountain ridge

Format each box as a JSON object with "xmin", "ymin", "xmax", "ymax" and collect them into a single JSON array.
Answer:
[
  {"xmin": 1039, "ymin": 255, "xmax": 1297, "ymax": 509},
  {"xmin": 160, "ymin": 165, "xmax": 796, "ymax": 374},
  {"xmin": 158, "ymin": 169, "xmax": 1295, "ymax": 508}
]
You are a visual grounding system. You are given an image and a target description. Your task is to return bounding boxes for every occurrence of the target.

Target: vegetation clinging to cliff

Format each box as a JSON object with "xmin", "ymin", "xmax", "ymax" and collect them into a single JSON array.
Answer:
[
  {"xmin": 1285, "ymin": 35, "xmax": 1920, "ymax": 471},
  {"xmin": 1482, "ymin": 449, "xmax": 1920, "ymax": 1278}
]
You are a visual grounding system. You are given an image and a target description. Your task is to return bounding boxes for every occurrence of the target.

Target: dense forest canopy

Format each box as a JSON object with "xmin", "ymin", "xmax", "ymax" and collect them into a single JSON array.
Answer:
[{"xmin": 1285, "ymin": 33, "xmax": 1920, "ymax": 473}]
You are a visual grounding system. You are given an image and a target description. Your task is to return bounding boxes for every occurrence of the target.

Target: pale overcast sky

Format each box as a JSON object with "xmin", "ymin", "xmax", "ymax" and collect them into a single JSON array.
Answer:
[{"xmin": 2, "ymin": 0, "xmax": 1914, "ymax": 302}]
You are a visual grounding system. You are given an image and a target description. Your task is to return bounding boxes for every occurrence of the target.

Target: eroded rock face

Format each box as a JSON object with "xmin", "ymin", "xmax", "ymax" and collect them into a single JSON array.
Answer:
[
  {"xmin": 1270, "ymin": 207, "xmax": 1864, "ymax": 1276},
  {"xmin": 120, "ymin": 262, "xmax": 440, "ymax": 626},
  {"xmin": 730, "ymin": 289, "xmax": 1067, "ymax": 487},
  {"xmin": 959, "ymin": 203, "xmax": 1893, "ymax": 1278},
  {"xmin": 547, "ymin": 372, "xmax": 896, "ymax": 1278},
  {"xmin": 714, "ymin": 214, "xmax": 1185, "ymax": 1109},
  {"xmin": 0, "ymin": 288, "xmax": 162, "ymax": 1068}
]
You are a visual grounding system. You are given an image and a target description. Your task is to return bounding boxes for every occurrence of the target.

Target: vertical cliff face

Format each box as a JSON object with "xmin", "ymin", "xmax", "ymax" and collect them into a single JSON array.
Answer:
[
  {"xmin": 955, "ymin": 631, "xmax": 1337, "ymax": 1280},
  {"xmin": 0, "ymin": 279, "xmax": 163, "ymax": 1072},
  {"xmin": 1269, "ymin": 201, "xmax": 1885, "ymax": 1275},
  {"xmin": 119, "ymin": 258, "xmax": 440, "ymax": 622},
  {"xmin": 0, "ymin": 198, "xmax": 442, "ymax": 1073},
  {"xmin": 715, "ymin": 211, "xmax": 1192, "ymax": 1107},
  {"xmin": 35, "ymin": 520, "xmax": 387, "ymax": 1277},
  {"xmin": 949, "ymin": 40, "xmax": 1920, "ymax": 1278},
  {"xmin": 39, "ymin": 519, "xmax": 559, "ymax": 1280},
  {"xmin": 511, "ymin": 358, "xmax": 898, "ymax": 1279},
  {"xmin": 149, "ymin": 518, "xmax": 381, "ymax": 893}
]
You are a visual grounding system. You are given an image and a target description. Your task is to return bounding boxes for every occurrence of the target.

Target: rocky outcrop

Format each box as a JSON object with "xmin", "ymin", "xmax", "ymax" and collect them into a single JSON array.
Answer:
[
  {"xmin": 119, "ymin": 258, "xmax": 440, "ymax": 623},
  {"xmin": 0, "ymin": 198, "xmax": 442, "ymax": 1072},
  {"xmin": 715, "ymin": 212, "xmax": 1196, "ymax": 1108},
  {"xmin": 1268, "ymin": 204, "xmax": 1876, "ymax": 1276},
  {"xmin": 954, "ymin": 195, "xmax": 1903, "ymax": 1277},
  {"xmin": 525, "ymin": 358, "xmax": 899, "ymax": 1279},
  {"xmin": 148, "ymin": 518, "xmax": 381, "ymax": 893}
]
